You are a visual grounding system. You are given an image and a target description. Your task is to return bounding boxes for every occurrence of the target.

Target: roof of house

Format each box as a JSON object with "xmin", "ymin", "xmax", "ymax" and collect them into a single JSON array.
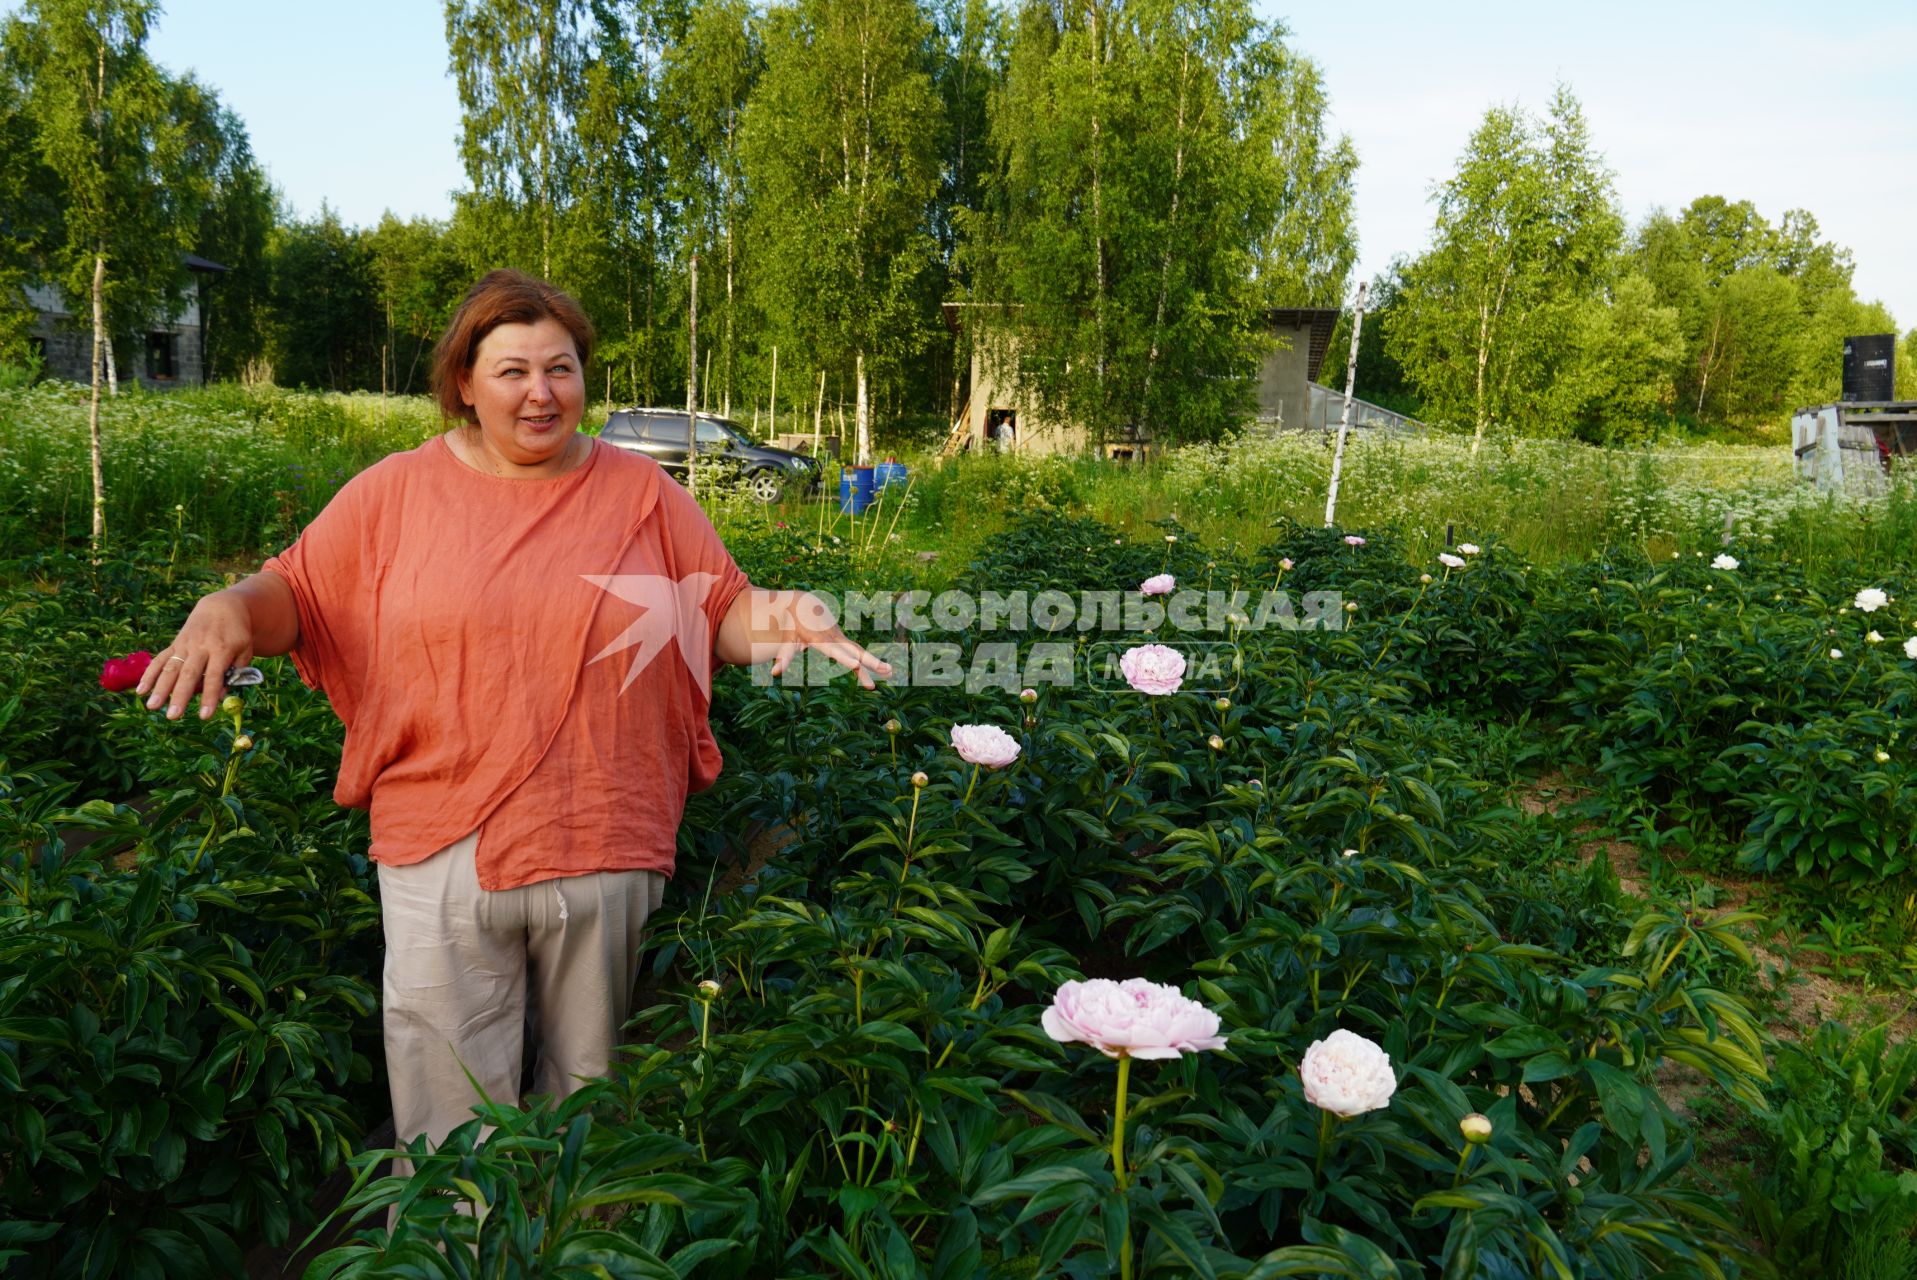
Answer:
[
  {"xmin": 183, "ymin": 253, "xmax": 230, "ymax": 274},
  {"xmin": 1266, "ymin": 308, "xmax": 1341, "ymax": 383}
]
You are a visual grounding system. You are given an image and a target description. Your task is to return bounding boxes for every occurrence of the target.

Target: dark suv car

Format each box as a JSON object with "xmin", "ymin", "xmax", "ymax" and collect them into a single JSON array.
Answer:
[{"xmin": 598, "ymin": 408, "xmax": 822, "ymax": 502}]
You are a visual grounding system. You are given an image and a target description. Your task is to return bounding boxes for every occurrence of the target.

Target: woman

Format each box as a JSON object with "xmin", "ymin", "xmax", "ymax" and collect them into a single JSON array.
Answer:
[{"xmin": 135, "ymin": 268, "xmax": 889, "ymax": 1165}]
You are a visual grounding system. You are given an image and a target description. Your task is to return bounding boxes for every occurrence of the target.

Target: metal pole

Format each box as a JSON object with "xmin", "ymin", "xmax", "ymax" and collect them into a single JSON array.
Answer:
[{"xmin": 1323, "ymin": 281, "xmax": 1367, "ymax": 529}]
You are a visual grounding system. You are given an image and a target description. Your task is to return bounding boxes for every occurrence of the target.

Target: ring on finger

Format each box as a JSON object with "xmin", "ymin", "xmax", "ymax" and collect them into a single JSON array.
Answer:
[{"xmin": 166, "ymin": 655, "xmax": 188, "ymax": 664}]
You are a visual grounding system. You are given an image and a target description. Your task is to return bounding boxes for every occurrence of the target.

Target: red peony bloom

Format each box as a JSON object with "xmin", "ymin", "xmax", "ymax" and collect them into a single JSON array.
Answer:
[{"xmin": 99, "ymin": 650, "xmax": 153, "ymax": 692}]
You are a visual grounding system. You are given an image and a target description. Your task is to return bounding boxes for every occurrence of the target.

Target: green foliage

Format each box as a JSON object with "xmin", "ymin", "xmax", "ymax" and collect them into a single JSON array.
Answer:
[
  {"xmin": 1738, "ymin": 1022, "xmax": 1917, "ymax": 1278},
  {"xmin": 966, "ymin": 0, "xmax": 1356, "ymax": 445},
  {"xmin": 0, "ymin": 684, "xmax": 383, "ymax": 1278},
  {"xmin": 1387, "ymin": 88, "xmax": 1624, "ymax": 449}
]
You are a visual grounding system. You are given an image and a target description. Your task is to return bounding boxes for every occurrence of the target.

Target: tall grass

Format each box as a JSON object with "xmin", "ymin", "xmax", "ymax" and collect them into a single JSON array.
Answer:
[{"xmin": 5, "ymin": 382, "xmax": 1914, "ymax": 578}]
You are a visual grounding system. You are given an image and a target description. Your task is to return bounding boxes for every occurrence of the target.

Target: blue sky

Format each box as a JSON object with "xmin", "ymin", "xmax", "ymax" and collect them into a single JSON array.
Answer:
[{"xmin": 122, "ymin": 0, "xmax": 1915, "ymax": 327}]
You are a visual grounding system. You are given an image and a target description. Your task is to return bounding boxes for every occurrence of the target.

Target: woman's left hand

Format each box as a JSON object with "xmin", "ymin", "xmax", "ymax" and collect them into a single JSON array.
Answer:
[{"xmin": 718, "ymin": 588, "xmax": 893, "ymax": 689}]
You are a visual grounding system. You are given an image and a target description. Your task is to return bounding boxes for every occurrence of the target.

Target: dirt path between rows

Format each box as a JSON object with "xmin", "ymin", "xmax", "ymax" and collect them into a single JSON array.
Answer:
[{"xmin": 1516, "ymin": 769, "xmax": 1917, "ymax": 1046}]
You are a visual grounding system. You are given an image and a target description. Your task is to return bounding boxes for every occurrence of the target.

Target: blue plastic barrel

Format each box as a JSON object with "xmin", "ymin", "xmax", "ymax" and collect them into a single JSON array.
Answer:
[
  {"xmin": 838, "ymin": 465, "xmax": 876, "ymax": 514},
  {"xmin": 875, "ymin": 460, "xmax": 909, "ymax": 490}
]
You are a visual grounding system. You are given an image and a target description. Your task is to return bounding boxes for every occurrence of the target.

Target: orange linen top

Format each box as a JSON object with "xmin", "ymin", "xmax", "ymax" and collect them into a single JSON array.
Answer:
[{"xmin": 262, "ymin": 435, "xmax": 751, "ymax": 890}]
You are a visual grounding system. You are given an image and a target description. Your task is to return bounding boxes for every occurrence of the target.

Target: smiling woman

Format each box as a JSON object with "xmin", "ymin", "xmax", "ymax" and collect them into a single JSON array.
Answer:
[
  {"xmin": 433, "ymin": 270, "xmax": 595, "ymax": 479},
  {"xmin": 131, "ymin": 267, "xmax": 893, "ymax": 1187}
]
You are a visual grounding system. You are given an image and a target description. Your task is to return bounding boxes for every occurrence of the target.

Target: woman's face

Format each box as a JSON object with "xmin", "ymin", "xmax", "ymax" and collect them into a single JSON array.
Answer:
[{"xmin": 458, "ymin": 318, "xmax": 585, "ymax": 466}]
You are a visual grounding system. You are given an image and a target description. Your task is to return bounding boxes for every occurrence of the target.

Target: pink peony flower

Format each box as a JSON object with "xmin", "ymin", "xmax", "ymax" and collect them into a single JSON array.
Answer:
[
  {"xmin": 1119, "ymin": 644, "xmax": 1185, "ymax": 695},
  {"xmin": 1299, "ymin": 1028, "xmax": 1397, "ymax": 1117},
  {"xmin": 950, "ymin": 723, "xmax": 1021, "ymax": 768},
  {"xmin": 100, "ymin": 650, "xmax": 153, "ymax": 692},
  {"xmin": 1343, "ymin": 535, "xmax": 1365, "ymax": 547},
  {"xmin": 1041, "ymin": 978, "xmax": 1227, "ymax": 1060},
  {"xmin": 1139, "ymin": 573, "xmax": 1175, "ymax": 596}
]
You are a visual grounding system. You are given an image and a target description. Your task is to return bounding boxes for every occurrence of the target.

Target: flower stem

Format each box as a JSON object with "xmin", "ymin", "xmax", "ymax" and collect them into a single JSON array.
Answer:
[
  {"xmin": 961, "ymin": 762, "xmax": 980, "ymax": 807},
  {"xmin": 1314, "ymin": 1108, "xmax": 1333, "ymax": 1180},
  {"xmin": 1114, "ymin": 1054, "xmax": 1134, "ymax": 1280},
  {"xmin": 1452, "ymin": 1144, "xmax": 1476, "ymax": 1187}
]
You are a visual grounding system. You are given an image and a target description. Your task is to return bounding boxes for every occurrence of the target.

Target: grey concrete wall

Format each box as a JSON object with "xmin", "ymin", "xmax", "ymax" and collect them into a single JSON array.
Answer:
[
  {"xmin": 26, "ymin": 281, "xmax": 205, "ymax": 388},
  {"xmin": 1254, "ymin": 324, "xmax": 1312, "ymax": 429}
]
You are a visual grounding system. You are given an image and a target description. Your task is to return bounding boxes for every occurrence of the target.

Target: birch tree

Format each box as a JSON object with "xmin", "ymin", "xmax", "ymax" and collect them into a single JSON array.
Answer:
[
  {"xmin": 446, "ymin": 0, "xmax": 584, "ymax": 279},
  {"xmin": 1388, "ymin": 88, "xmax": 1621, "ymax": 450},
  {"xmin": 741, "ymin": 0, "xmax": 941, "ymax": 464},
  {"xmin": 4, "ymin": 0, "xmax": 198, "ymax": 548},
  {"xmin": 969, "ymin": 0, "xmax": 1354, "ymax": 445}
]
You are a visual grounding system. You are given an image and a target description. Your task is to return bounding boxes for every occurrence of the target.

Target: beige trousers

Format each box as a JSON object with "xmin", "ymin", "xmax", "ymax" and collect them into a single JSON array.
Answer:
[{"xmin": 377, "ymin": 832, "xmax": 665, "ymax": 1158}]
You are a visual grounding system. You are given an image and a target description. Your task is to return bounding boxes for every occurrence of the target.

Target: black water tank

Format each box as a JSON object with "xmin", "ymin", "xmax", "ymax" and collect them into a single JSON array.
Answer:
[{"xmin": 1843, "ymin": 334, "xmax": 1895, "ymax": 402}]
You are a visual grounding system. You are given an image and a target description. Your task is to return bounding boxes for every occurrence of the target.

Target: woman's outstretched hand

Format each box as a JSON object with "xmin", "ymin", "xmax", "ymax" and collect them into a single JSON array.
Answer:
[
  {"xmin": 137, "ymin": 593, "xmax": 255, "ymax": 719},
  {"xmin": 719, "ymin": 588, "xmax": 893, "ymax": 690},
  {"xmin": 137, "ymin": 572, "xmax": 300, "ymax": 719}
]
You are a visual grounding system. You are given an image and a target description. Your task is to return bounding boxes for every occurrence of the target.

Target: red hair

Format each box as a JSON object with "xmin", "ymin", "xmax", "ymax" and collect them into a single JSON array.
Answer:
[{"xmin": 431, "ymin": 269, "xmax": 595, "ymax": 423}]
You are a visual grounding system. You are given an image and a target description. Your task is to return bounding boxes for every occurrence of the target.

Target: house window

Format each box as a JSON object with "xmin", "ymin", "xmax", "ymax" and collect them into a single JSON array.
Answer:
[{"xmin": 147, "ymin": 332, "xmax": 176, "ymax": 380}]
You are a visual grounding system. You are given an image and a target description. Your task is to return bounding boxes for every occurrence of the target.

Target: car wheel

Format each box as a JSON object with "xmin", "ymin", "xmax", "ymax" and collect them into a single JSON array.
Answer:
[{"xmin": 747, "ymin": 469, "xmax": 785, "ymax": 503}]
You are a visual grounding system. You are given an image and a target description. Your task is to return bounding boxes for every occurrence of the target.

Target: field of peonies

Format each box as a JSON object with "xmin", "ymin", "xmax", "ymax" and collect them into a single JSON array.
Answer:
[{"xmin": 3, "ymin": 485, "xmax": 1917, "ymax": 1277}]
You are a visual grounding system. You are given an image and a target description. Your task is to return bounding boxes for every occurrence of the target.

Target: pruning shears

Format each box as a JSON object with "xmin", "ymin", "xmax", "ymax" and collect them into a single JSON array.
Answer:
[{"xmin": 224, "ymin": 665, "xmax": 265, "ymax": 688}]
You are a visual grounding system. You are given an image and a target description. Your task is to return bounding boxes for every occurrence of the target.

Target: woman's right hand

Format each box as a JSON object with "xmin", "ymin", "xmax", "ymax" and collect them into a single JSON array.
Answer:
[{"xmin": 137, "ymin": 589, "xmax": 257, "ymax": 720}]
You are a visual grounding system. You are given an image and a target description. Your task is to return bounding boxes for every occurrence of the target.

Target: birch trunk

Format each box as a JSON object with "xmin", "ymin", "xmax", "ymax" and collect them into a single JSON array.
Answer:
[
  {"xmin": 1324, "ymin": 283, "xmax": 1368, "ymax": 528},
  {"xmin": 686, "ymin": 253, "xmax": 699, "ymax": 501},
  {"xmin": 855, "ymin": 351, "xmax": 870, "ymax": 465},
  {"xmin": 88, "ymin": 252, "xmax": 107, "ymax": 550}
]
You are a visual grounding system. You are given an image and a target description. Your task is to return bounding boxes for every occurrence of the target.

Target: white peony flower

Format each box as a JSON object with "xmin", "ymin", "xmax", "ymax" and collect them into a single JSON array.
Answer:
[
  {"xmin": 1906, "ymin": 637, "xmax": 1917, "ymax": 661},
  {"xmin": 1457, "ymin": 543, "xmax": 1480, "ymax": 555},
  {"xmin": 1438, "ymin": 553, "xmax": 1465, "ymax": 569},
  {"xmin": 1855, "ymin": 588, "xmax": 1889, "ymax": 613},
  {"xmin": 1711, "ymin": 554, "xmax": 1738, "ymax": 570},
  {"xmin": 1299, "ymin": 1028, "xmax": 1397, "ymax": 1118},
  {"xmin": 949, "ymin": 723, "xmax": 1021, "ymax": 768},
  {"xmin": 1868, "ymin": 631, "xmax": 1883, "ymax": 644},
  {"xmin": 1042, "ymin": 978, "xmax": 1227, "ymax": 1060},
  {"xmin": 1830, "ymin": 649, "xmax": 1844, "ymax": 659}
]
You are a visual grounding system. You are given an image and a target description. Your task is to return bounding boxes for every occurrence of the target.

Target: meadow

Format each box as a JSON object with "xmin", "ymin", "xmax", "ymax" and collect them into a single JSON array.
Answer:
[{"xmin": 2, "ymin": 383, "xmax": 1916, "ymax": 1278}]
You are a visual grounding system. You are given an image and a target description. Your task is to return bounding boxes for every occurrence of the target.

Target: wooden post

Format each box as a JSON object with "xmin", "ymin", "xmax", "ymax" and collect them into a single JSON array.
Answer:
[{"xmin": 1323, "ymin": 281, "xmax": 1367, "ymax": 529}]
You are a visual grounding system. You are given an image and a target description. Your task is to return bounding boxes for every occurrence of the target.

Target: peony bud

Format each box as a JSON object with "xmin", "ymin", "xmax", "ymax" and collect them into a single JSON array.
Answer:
[
  {"xmin": 1875, "ymin": 749, "xmax": 1891, "ymax": 764},
  {"xmin": 1460, "ymin": 1113, "xmax": 1493, "ymax": 1144},
  {"xmin": 1420, "ymin": 573, "xmax": 1433, "ymax": 585},
  {"xmin": 696, "ymin": 979, "xmax": 722, "ymax": 1001},
  {"xmin": 232, "ymin": 734, "xmax": 253, "ymax": 752},
  {"xmin": 221, "ymin": 695, "xmax": 243, "ymax": 716},
  {"xmin": 1207, "ymin": 734, "xmax": 1225, "ymax": 751},
  {"xmin": 1344, "ymin": 601, "xmax": 1358, "ymax": 613},
  {"xmin": 884, "ymin": 718, "xmax": 901, "ymax": 735},
  {"xmin": 1019, "ymin": 687, "xmax": 1038, "ymax": 704},
  {"xmin": 1214, "ymin": 697, "xmax": 1231, "ymax": 712},
  {"xmin": 1279, "ymin": 557, "xmax": 1294, "ymax": 571},
  {"xmin": 911, "ymin": 771, "xmax": 929, "ymax": 789}
]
